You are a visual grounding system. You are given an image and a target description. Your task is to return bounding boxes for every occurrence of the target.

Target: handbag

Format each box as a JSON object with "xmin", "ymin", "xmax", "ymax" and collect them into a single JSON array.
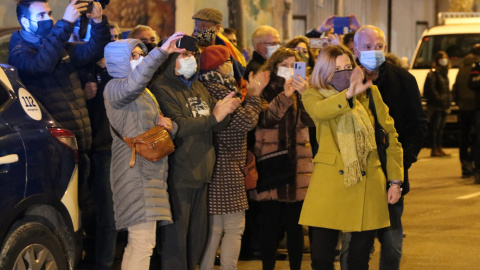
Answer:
[
  {"xmin": 367, "ymin": 89, "xmax": 389, "ymax": 179},
  {"xmin": 255, "ymin": 149, "xmax": 295, "ymax": 192},
  {"xmin": 112, "ymin": 125, "xmax": 175, "ymax": 168},
  {"xmin": 243, "ymin": 150, "xmax": 258, "ymax": 190}
]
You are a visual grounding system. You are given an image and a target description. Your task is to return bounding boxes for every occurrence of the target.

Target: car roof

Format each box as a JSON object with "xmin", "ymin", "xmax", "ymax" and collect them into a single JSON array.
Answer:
[{"xmin": 424, "ymin": 24, "xmax": 480, "ymax": 35}]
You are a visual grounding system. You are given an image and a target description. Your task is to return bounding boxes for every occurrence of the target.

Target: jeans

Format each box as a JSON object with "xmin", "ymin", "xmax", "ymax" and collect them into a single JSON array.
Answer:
[
  {"xmin": 259, "ymin": 200, "xmax": 304, "ymax": 270},
  {"xmin": 310, "ymin": 227, "xmax": 375, "ymax": 270},
  {"xmin": 428, "ymin": 109, "xmax": 447, "ymax": 148},
  {"xmin": 90, "ymin": 151, "xmax": 117, "ymax": 270},
  {"xmin": 121, "ymin": 221, "xmax": 156, "ymax": 270},
  {"xmin": 200, "ymin": 211, "xmax": 246, "ymax": 270}
]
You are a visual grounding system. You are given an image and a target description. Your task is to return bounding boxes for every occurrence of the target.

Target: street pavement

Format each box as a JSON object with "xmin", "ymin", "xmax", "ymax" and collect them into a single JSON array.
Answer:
[{"xmin": 237, "ymin": 148, "xmax": 480, "ymax": 269}]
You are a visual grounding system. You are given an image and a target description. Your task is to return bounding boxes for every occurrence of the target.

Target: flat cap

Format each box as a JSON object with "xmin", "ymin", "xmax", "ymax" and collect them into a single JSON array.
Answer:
[{"xmin": 192, "ymin": 8, "xmax": 223, "ymax": 25}]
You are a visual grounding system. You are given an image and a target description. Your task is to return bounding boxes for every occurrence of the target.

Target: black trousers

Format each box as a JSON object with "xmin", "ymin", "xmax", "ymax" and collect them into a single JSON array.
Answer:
[{"xmin": 310, "ymin": 227, "xmax": 376, "ymax": 270}]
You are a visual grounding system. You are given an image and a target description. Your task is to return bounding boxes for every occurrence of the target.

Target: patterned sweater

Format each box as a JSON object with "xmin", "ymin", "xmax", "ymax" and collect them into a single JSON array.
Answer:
[{"xmin": 199, "ymin": 70, "xmax": 262, "ymax": 214}]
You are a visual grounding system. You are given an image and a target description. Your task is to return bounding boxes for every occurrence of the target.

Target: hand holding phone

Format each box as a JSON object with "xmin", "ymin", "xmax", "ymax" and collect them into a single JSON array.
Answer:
[
  {"xmin": 293, "ymin": 62, "xmax": 306, "ymax": 80},
  {"xmin": 333, "ymin": 16, "xmax": 351, "ymax": 35},
  {"xmin": 176, "ymin": 35, "xmax": 198, "ymax": 52}
]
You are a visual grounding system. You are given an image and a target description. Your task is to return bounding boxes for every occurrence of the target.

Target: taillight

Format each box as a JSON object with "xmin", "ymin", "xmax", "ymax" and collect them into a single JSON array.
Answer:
[{"xmin": 49, "ymin": 128, "xmax": 79, "ymax": 163}]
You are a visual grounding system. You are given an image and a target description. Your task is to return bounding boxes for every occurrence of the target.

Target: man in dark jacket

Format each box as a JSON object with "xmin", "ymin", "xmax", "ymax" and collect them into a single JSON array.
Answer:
[
  {"xmin": 243, "ymin": 25, "xmax": 280, "ymax": 80},
  {"xmin": 340, "ymin": 25, "xmax": 428, "ymax": 270},
  {"xmin": 9, "ymin": 0, "xmax": 110, "ymax": 264}
]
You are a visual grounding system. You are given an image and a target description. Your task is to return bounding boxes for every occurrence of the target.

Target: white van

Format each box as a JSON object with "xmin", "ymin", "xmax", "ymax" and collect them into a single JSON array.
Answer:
[{"xmin": 409, "ymin": 12, "xmax": 480, "ymax": 142}]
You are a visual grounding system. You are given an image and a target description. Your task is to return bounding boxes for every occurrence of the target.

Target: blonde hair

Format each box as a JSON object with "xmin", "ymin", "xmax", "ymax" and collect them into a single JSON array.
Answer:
[
  {"xmin": 310, "ymin": 45, "xmax": 356, "ymax": 90},
  {"xmin": 128, "ymin": 25, "xmax": 157, "ymax": 42},
  {"xmin": 252, "ymin": 25, "xmax": 279, "ymax": 50}
]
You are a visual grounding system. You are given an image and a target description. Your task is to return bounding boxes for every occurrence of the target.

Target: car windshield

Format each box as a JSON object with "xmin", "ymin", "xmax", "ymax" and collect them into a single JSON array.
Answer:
[{"xmin": 412, "ymin": 34, "xmax": 480, "ymax": 69}]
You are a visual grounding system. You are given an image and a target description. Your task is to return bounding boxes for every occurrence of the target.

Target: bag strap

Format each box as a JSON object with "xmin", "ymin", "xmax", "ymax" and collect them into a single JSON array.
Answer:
[
  {"xmin": 367, "ymin": 88, "xmax": 380, "ymax": 127},
  {"xmin": 111, "ymin": 125, "xmax": 137, "ymax": 168},
  {"xmin": 111, "ymin": 125, "xmax": 125, "ymax": 141}
]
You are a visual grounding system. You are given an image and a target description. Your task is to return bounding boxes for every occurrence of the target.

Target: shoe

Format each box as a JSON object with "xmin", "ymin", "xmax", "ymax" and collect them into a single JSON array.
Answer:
[
  {"xmin": 439, "ymin": 148, "xmax": 451, "ymax": 156},
  {"xmin": 431, "ymin": 148, "xmax": 443, "ymax": 157}
]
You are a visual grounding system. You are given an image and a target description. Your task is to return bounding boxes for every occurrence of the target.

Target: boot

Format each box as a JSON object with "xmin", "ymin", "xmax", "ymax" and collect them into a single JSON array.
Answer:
[
  {"xmin": 475, "ymin": 172, "xmax": 480, "ymax": 184},
  {"xmin": 431, "ymin": 147, "xmax": 443, "ymax": 157},
  {"xmin": 439, "ymin": 148, "xmax": 451, "ymax": 156}
]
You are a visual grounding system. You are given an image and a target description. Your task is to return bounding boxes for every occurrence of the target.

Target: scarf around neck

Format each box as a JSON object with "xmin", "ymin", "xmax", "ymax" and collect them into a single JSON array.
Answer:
[{"xmin": 319, "ymin": 89, "xmax": 377, "ymax": 187}]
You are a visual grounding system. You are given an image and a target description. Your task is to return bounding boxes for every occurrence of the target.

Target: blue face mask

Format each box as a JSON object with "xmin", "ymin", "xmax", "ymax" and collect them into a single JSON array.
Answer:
[
  {"xmin": 359, "ymin": 50, "xmax": 385, "ymax": 70},
  {"xmin": 28, "ymin": 19, "xmax": 53, "ymax": 38}
]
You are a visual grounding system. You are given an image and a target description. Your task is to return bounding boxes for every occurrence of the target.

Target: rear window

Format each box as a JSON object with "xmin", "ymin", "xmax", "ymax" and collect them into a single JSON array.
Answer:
[{"xmin": 412, "ymin": 34, "xmax": 480, "ymax": 69}]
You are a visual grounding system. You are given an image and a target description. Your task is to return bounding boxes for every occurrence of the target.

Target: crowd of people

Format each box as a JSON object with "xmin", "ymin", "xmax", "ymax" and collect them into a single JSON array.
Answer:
[{"xmin": 9, "ymin": 1, "xmax": 434, "ymax": 270}]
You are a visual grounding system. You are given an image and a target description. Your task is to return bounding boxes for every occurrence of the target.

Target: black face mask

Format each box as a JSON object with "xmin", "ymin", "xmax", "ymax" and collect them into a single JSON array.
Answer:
[
  {"xmin": 28, "ymin": 19, "xmax": 53, "ymax": 38},
  {"xmin": 329, "ymin": 69, "xmax": 353, "ymax": 92},
  {"xmin": 144, "ymin": 42, "xmax": 157, "ymax": 52}
]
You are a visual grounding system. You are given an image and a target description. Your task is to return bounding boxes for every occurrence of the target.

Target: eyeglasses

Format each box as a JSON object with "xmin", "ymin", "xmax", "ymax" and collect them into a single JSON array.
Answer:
[
  {"xmin": 295, "ymin": 48, "xmax": 308, "ymax": 54},
  {"xmin": 131, "ymin": 52, "xmax": 147, "ymax": 60}
]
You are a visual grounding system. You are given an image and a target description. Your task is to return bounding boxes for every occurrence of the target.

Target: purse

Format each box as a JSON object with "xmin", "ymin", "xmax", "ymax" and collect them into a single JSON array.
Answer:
[
  {"xmin": 112, "ymin": 125, "xmax": 175, "ymax": 168},
  {"xmin": 367, "ymin": 89, "xmax": 389, "ymax": 179},
  {"xmin": 255, "ymin": 149, "xmax": 295, "ymax": 192},
  {"xmin": 243, "ymin": 150, "xmax": 258, "ymax": 190}
]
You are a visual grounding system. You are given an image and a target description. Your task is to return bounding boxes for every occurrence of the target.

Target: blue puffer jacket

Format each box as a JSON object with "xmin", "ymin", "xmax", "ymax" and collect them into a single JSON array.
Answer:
[{"xmin": 8, "ymin": 17, "xmax": 110, "ymax": 152}]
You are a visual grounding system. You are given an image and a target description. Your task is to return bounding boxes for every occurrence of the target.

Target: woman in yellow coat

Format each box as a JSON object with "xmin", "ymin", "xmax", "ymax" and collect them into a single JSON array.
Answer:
[{"xmin": 299, "ymin": 45, "xmax": 404, "ymax": 270}]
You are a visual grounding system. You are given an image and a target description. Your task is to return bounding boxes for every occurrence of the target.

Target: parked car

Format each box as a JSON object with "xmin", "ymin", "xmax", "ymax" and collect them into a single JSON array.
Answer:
[
  {"xmin": 0, "ymin": 64, "xmax": 80, "ymax": 270},
  {"xmin": 409, "ymin": 12, "xmax": 480, "ymax": 146}
]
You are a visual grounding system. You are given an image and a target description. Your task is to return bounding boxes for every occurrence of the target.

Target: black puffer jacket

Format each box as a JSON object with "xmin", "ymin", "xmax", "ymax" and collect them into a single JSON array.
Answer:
[
  {"xmin": 424, "ymin": 67, "xmax": 451, "ymax": 111},
  {"xmin": 8, "ymin": 17, "xmax": 110, "ymax": 152}
]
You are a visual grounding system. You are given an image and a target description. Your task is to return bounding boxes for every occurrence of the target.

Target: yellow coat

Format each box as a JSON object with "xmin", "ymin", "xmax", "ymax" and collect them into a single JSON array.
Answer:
[{"xmin": 299, "ymin": 85, "xmax": 403, "ymax": 232}]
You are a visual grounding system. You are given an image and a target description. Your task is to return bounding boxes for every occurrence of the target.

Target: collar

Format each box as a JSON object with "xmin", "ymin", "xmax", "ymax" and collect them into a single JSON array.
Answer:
[
  {"xmin": 252, "ymin": 51, "xmax": 266, "ymax": 64},
  {"xmin": 179, "ymin": 76, "xmax": 194, "ymax": 88},
  {"xmin": 20, "ymin": 29, "xmax": 40, "ymax": 43}
]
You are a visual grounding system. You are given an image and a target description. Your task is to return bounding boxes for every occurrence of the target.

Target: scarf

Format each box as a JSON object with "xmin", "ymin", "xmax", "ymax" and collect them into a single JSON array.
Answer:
[
  {"xmin": 198, "ymin": 70, "xmax": 238, "ymax": 93},
  {"xmin": 319, "ymin": 89, "xmax": 377, "ymax": 187}
]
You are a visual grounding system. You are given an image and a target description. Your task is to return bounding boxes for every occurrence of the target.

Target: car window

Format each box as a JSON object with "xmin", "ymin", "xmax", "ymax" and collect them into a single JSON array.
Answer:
[
  {"xmin": 412, "ymin": 34, "xmax": 480, "ymax": 69},
  {"xmin": 0, "ymin": 34, "xmax": 12, "ymax": 64},
  {"xmin": 0, "ymin": 81, "xmax": 12, "ymax": 110}
]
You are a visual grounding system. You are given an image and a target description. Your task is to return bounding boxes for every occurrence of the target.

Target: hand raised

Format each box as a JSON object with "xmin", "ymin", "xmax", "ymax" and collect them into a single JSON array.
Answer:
[
  {"xmin": 87, "ymin": 2, "xmax": 103, "ymax": 23},
  {"xmin": 246, "ymin": 71, "xmax": 270, "ymax": 97},
  {"xmin": 283, "ymin": 79, "xmax": 295, "ymax": 98},
  {"xmin": 160, "ymin": 32, "xmax": 187, "ymax": 54},
  {"xmin": 63, "ymin": 0, "xmax": 82, "ymax": 23},
  {"xmin": 292, "ymin": 75, "xmax": 308, "ymax": 95},
  {"xmin": 318, "ymin": 15, "xmax": 334, "ymax": 33},
  {"xmin": 346, "ymin": 67, "xmax": 372, "ymax": 99},
  {"xmin": 213, "ymin": 92, "xmax": 241, "ymax": 122}
]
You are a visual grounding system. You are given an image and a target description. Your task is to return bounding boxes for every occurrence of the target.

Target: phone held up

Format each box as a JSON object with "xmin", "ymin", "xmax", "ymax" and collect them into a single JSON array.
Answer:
[
  {"xmin": 176, "ymin": 35, "xmax": 198, "ymax": 52},
  {"xmin": 76, "ymin": 0, "xmax": 94, "ymax": 14},
  {"xmin": 293, "ymin": 62, "xmax": 306, "ymax": 80},
  {"xmin": 333, "ymin": 16, "xmax": 351, "ymax": 35}
]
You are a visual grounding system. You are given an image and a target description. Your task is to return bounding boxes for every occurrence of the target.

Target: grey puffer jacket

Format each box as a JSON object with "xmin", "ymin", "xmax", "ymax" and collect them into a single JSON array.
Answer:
[{"xmin": 104, "ymin": 39, "xmax": 177, "ymax": 230}]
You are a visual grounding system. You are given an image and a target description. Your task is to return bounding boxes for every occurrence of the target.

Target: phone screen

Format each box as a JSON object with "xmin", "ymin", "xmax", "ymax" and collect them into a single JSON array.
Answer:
[
  {"xmin": 293, "ymin": 62, "xmax": 306, "ymax": 80},
  {"xmin": 333, "ymin": 17, "xmax": 351, "ymax": 35}
]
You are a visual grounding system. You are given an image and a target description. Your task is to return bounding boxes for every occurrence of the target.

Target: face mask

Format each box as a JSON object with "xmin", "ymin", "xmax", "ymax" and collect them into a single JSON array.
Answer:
[
  {"xmin": 329, "ymin": 69, "xmax": 353, "ymax": 91},
  {"xmin": 130, "ymin": 56, "xmax": 144, "ymax": 71},
  {"xmin": 438, "ymin": 58, "xmax": 448, "ymax": 67},
  {"xmin": 178, "ymin": 56, "xmax": 197, "ymax": 79},
  {"xmin": 359, "ymin": 50, "xmax": 385, "ymax": 71},
  {"xmin": 218, "ymin": 62, "xmax": 234, "ymax": 77},
  {"xmin": 192, "ymin": 28, "xmax": 216, "ymax": 47},
  {"xmin": 266, "ymin": 44, "xmax": 280, "ymax": 58},
  {"xmin": 144, "ymin": 42, "xmax": 157, "ymax": 52},
  {"xmin": 28, "ymin": 19, "xmax": 53, "ymax": 38},
  {"xmin": 277, "ymin": 66, "xmax": 293, "ymax": 80}
]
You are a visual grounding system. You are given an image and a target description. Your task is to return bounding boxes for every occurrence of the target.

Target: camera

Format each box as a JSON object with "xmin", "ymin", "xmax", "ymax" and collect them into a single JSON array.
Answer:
[{"xmin": 77, "ymin": 0, "xmax": 94, "ymax": 15}]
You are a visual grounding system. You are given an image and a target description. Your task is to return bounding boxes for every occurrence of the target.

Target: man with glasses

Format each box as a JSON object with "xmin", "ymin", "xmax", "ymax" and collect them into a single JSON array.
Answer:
[{"xmin": 244, "ymin": 25, "xmax": 280, "ymax": 80}]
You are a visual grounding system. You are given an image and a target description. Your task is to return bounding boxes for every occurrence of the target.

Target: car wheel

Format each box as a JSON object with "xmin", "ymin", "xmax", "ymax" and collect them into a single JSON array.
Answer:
[{"xmin": 0, "ymin": 222, "xmax": 68, "ymax": 270}]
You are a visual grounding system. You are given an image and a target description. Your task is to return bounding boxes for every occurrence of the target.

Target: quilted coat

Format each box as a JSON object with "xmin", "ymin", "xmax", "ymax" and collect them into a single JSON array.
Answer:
[
  {"xmin": 104, "ymin": 39, "xmax": 177, "ymax": 230},
  {"xmin": 299, "ymin": 85, "xmax": 404, "ymax": 232}
]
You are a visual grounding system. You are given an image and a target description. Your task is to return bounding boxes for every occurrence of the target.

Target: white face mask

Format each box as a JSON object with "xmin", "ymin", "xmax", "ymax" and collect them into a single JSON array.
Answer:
[
  {"xmin": 177, "ymin": 56, "xmax": 197, "ymax": 79},
  {"xmin": 130, "ymin": 56, "xmax": 144, "ymax": 71},
  {"xmin": 266, "ymin": 44, "xmax": 280, "ymax": 58},
  {"xmin": 438, "ymin": 58, "xmax": 448, "ymax": 67},
  {"xmin": 277, "ymin": 66, "xmax": 293, "ymax": 80},
  {"xmin": 359, "ymin": 50, "xmax": 385, "ymax": 70}
]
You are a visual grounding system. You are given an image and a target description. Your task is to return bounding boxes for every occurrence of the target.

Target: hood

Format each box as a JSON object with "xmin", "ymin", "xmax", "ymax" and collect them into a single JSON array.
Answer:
[
  {"xmin": 158, "ymin": 52, "xmax": 201, "ymax": 84},
  {"xmin": 104, "ymin": 39, "xmax": 147, "ymax": 78}
]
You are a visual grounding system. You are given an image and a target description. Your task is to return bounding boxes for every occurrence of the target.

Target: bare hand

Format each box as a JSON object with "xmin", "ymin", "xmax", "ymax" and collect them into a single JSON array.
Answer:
[
  {"xmin": 387, "ymin": 184, "xmax": 402, "ymax": 204},
  {"xmin": 292, "ymin": 75, "xmax": 308, "ymax": 95},
  {"xmin": 213, "ymin": 92, "xmax": 241, "ymax": 122},
  {"xmin": 246, "ymin": 71, "xmax": 270, "ymax": 97},
  {"xmin": 157, "ymin": 115, "xmax": 173, "ymax": 132},
  {"xmin": 346, "ymin": 67, "xmax": 372, "ymax": 99},
  {"xmin": 327, "ymin": 33, "xmax": 341, "ymax": 45},
  {"xmin": 284, "ymin": 79, "xmax": 295, "ymax": 98},
  {"xmin": 87, "ymin": 2, "xmax": 103, "ymax": 23},
  {"xmin": 318, "ymin": 15, "xmax": 334, "ymax": 32},
  {"xmin": 160, "ymin": 32, "xmax": 187, "ymax": 54},
  {"xmin": 63, "ymin": 0, "xmax": 83, "ymax": 23},
  {"xmin": 83, "ymin": 81, "xmax": 97, "ymax": 100},
  {"xmin": 348, "ymin": 14, "xmax": 361, "ymax": 31}
]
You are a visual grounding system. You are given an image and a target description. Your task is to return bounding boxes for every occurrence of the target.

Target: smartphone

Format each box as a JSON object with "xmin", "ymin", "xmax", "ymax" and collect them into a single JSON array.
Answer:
[
  {"xmin": 293, "ymin": 62, "xmax": 306, "ymax": 80},
  {"xmin": 176, "ymin": 35, "xmax": 198, "ymax": 51},
  {"xmin": 309, "ymin": 38, "xmax": 330, "ymax": 49},
  {"xmin": 77, "ymin": 0, "xmax": 94, "ymax": 14},
  {"xmin": 333, "ymin": 16, "xmax": 351, "ymax": 35}
]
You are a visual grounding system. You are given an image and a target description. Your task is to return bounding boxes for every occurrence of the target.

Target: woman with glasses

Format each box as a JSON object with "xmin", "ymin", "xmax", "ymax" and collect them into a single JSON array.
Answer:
[
  {"xmin": 248, "ymin": 47, "xmax": 313, "ymax": 270},
  {"xmin": 103, "ymin": 33, "xmax": 185, "ymax": 270},
  {"xmin": 299, "ymin": 44, "xmax": 403, "ymax": 270},
  {"xmin": 285, "ymin": 36, "xmax": 316, "ymax": 75}
]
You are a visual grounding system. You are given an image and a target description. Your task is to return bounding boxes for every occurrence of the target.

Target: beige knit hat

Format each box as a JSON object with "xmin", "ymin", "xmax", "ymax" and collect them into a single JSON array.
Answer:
[{"xmin": 192, "ymin": 8, "xmax": 223, "ymax": 25}]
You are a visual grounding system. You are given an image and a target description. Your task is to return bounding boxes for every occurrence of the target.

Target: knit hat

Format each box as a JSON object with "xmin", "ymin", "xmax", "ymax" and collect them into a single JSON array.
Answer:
[
  {"xmin": 200, "ymin": 45, "xmax": 230, "ymax": 71},
  {"xmin": 192, "ymin": 8, "xmax": 223, "ymax": 25}
]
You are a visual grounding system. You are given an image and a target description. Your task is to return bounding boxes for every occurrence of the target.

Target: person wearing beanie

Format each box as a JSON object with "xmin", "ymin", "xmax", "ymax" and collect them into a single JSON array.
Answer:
[
  {"xmin": 197, "ymin": 45, "xmax": 269, "ymax": 270},
  {"xmin": 192, "ymin": 7, "xmax": 247, "ymax": 83}
]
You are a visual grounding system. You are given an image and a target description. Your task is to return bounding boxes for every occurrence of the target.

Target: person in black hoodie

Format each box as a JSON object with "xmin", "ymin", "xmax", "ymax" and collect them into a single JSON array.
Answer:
[{"xmin": 150, "ymin": 40, "xmax": 241, "ymax": 270}]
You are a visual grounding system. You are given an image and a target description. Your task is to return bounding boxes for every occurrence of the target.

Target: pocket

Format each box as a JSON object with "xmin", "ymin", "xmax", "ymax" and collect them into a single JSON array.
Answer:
[{"xmin": 313, "ymin": 152, "xmax": 337, "ymax": 165}]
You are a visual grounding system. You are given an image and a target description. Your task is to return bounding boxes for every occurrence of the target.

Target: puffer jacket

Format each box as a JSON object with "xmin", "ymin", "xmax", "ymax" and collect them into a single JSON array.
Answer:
[
  {"xmin": 8, "ymin": 17, "xmax": 110, "ymax": 152},
  {"xmin": 424, "ymin": 67, "xmax": 451, "ymax": 111},
  {"xmin": 249, "ymin": 75, "xmax": 313, "ymax": 202},
  {"xmin": 150, "ymin": 53, "xmax": 230, "ymax": 189},
  {"xmin": 104, "ymin": 39, "xmax": 177, "ymax": 230}
]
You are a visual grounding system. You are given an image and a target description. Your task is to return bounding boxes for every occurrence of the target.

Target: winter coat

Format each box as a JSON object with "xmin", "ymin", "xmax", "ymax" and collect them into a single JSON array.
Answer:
[
  {"xmin": 424, "ymin": 67, "xmax": 451, "ymax": 111},
  {"xmin": 198, "ymin": 70, "xmax": 261, "ymax": 214},
  {"xmin": 453, "ymin": 54, "xmax": 479, "ymax": 111},
  {"xmin": 243, "ymin": 51, "xmax": 266, "ymax": 80},
  {"xmin": 150, "ymin": 53, "xmax": 230, "ymax": 189},
  {"xmin": 248, "ymin": 75, "xmax": 313, "ymax": 202},
  {"xmin": 8, "ymin": 17, "xmax": 110, "ymax": 153},
  {"xmin": 299, "ymin": 86, "xmax": 404, "ymax": 232},
  {"xmin": 104, "ymin": 39, "xmax": 177, "ymax": 230}
]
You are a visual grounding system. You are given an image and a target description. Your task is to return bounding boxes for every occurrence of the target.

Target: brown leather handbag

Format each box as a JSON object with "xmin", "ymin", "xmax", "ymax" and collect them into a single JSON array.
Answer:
[{"xmin": 112, "ymin": 125, "xmax": 175, "ymax": 168}]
